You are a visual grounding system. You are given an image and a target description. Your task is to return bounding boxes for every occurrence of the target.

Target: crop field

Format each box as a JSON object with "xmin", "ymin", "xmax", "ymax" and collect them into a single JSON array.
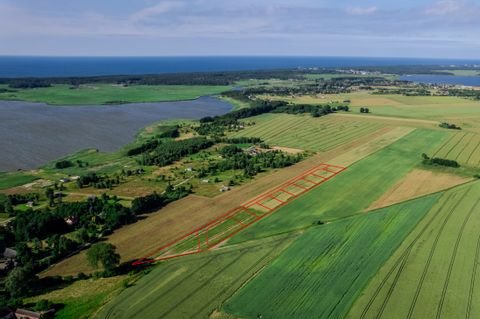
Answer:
[
  {"xmin": 431, "ymin": 131, "xmax": 480, "ymax": 167},
  {"xmin": 231, "ymin": 129, "xmax": 449, "ymax": 242},
  {"xmin": 0, "ymin": 84, "xmax": 230, "ymax": 105},
  {"xmin": 230, "ymin": 113, "xmax": 384, "ymax": 152},
  {"xmin": 348, "ymin": 181, "xmax": 480, "ymax": 319},
  {"xmin": 133, "ymin": 164, "xmax": 346, "ymax": 265},
  {"xmin": 223, "ymin": 193, "xmax": 441, "ymax": 319},
  {"xmin": 97, "ymin": 234, "xmax": 297, "ymax": 319},
  {"xmin": 264, "ymin": 92, "xmax": 480, "ymax": 121}
]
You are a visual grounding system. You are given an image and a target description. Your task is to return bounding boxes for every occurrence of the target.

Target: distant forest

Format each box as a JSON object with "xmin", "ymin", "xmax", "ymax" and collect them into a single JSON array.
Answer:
[{"xmin": 0, "ymin": 65, "xmax": 474, "ymax": 88}]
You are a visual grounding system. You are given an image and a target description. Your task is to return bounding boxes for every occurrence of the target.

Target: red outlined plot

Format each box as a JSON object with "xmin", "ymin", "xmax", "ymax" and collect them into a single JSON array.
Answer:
[{"xmin": 132, "ymin": 163, "xmax": 346, "ymax": 266}]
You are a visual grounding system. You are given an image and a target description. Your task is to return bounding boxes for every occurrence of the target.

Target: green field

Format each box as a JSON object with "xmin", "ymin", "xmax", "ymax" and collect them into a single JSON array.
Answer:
[
  {"xmin": 432, "ymin": 131, "xmax": 480, "ymax": 167},
  {"xmin": 230, "ymin": 113, "xmax": 384, "ymax": 151},
  {"xmin": 0, "ymin": 84, "xmax": 230, "ymax": 105},
  {"xmin": 348, "ymin": 181, "xmax": 480, "ymax": 319},
  {"xmin": 96, "ymin": 234, "xmax": 296, "ymax": 319},
  {"xmin": 224, "ymin": 193, "xmax": 441, "ymax": 319},
  {"xmin": 0, "ymin": 172, "xmax": 39, "ymax": 189},
  {"xmin": 230, "ymin": 129, "xmax": 448, "ymax": 242}
]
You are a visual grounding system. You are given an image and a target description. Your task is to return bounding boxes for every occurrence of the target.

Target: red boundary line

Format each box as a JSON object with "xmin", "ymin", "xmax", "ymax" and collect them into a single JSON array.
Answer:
[{"xmin": 132, "ymin": 163, "xmax": 347, "ymax": 265}]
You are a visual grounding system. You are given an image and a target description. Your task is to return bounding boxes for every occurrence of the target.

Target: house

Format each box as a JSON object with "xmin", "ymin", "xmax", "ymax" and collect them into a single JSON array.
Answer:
[
  {"xmin": 64, "ymin": 216, "xmax": 78, "ymax": 226},
  {"xmin": 219, "ymin": 185, "xmax": 231, "ymax": 192},
  {"xmin": 14, "ymin": 309, "xmax": 42, "ymax": 319},
  {"xmin": 245, "ymin": 146, "xmax": 262, "ymax": 156},
  {"xmin": 0, "ymin": 308, "xmax": 15, "ymax": 319},
  {"xmin": 14, "ymin": 309, "xmax": 54, "ymax": 319},
  {"xmin": 3, "ymin": 248, "xmax": 17, "ymax": 260}
]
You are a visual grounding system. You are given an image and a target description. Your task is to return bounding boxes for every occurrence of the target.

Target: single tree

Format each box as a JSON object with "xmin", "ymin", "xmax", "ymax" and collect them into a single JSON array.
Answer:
[{"xmin": 86, "ymin": 243, "xmax": 120, "ymax": 273}]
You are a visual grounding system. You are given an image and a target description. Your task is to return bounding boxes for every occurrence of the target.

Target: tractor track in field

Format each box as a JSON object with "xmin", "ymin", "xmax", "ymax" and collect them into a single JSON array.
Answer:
[
  {"xmin": 103, "ymin": 255, "xmax": 220, "ymax": 319},
  {"xmin": 195, "ymin": 237, "xmax": 291, "ymax": 318},
  {"xmin": 375, "ymin": 247, "xmax": 413, "ymax": 319},
  {"xmin": 465, "ymin": 139, "xmax": 480, "ymax": 165},
  {"xmin": 432, "ymin": 133, "xmax": 457, "ymax": 158},
  {"xmin": 466, "ymin": 233, "xmax": 480, "ymax": 319},
  {"xmin": 436, "ymin": 198, "xmax": 480, "ymax": 319},
  {"xmin": 406, "ymin": 188, "xmax": 472, "ymax": 319},
  {"xmin": 454, "ymin": 133, "xmax": 475, "ymax": 161},
  {"xmin": 359, "ymin": 192, "xmax": 455, "ymax": 319},
  {"xmin": 444, "ymin": 132, "xmax": 468, "ymax": 158},
  {"xmin": 156, "ymin": 252, "xmax": 246, "ymax": 319}
]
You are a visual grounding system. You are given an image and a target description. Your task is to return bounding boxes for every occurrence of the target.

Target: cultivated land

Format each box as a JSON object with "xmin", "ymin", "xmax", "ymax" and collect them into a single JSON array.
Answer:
[
  {"xmin": 348, "ymin": 181, "xmax": 480, "ymax": 319},
  {"xmin": 230, "ymin": 113, "xmax": 385, "ymax": 152},
  {"xmin": 267, "ymin": 91, "xmax": 480, "ymax": 124},
  {"xmin": 230, "ymin": 129, "xmax": 449, "ymax": 242},
  {"xmin": 432, "ymin": 131, "xmax": 480, "ymax": 167},
  {"xmin": 224, "ymin": 194, "xmax": 442, "ymax": 319},
  {"xmin": 97, "ymin": 234, "xmax": 297, "ymax": 319},
  {"xmin": 5, "ymin": 68, "xmax": 480, "ymax": 319},
  {"xmin": 0, "ymin": 84, "xmax": 230, "ymax": 105}
]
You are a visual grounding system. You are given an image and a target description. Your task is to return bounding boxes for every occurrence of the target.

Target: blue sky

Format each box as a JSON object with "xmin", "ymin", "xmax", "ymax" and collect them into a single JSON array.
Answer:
[{"xmin": 0, "ymin": 0, "xmax": 479, "ymax": 58}]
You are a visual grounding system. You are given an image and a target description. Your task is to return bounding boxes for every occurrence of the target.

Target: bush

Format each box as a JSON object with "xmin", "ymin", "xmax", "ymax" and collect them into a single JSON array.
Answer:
[{"xmin": 55, "ymin": 160, "xmax": 73, "ymax": 169}]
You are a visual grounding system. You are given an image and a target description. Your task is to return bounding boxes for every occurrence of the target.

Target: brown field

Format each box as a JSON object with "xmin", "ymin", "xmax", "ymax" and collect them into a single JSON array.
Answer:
[
  {"xmin": 271, "ymin": 146, "xmax": 304, "ymax": 154},
  {"xmin": 368, "ymin": 168, "xmax": 471, "ymax": 210}
]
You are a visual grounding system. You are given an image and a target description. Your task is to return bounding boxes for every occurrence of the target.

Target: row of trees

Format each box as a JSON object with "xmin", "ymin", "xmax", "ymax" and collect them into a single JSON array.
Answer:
[{"xmin": 422, "ymin": 154, "xmax": 460, "ymax": 167}]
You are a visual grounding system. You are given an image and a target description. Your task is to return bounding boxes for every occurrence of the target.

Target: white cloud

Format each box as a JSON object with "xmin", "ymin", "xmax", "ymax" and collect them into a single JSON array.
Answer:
[
  {"xmin": 129, "ymin": 1, "xmax": 185, "ymax": 22},
  {"xmin": 345, "ymin": 6, "xmax": 378, "ymax": 16},
  {"xmin": 425, "ymin": 0, "xmax": 462, "ymax": 15}
]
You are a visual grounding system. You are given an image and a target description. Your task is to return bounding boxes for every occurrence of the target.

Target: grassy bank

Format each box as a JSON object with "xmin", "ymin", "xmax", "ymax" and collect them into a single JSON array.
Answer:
[{"xmin": 0, "ymin": 84, "xmax": 231, "ymax": 105}]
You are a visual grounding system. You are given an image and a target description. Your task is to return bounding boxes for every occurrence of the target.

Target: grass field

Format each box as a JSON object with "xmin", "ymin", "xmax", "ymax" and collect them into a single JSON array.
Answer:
[
  {"xmin": 230, "ymin": 113, "xmax": 384, "ymax": 152},
  {"xmin": 230, "ymin": 129, "xmax": 449, "ymax": 242},
  {"xmin": 0, "ymin": 172, "xmax": 39, "ymax": 190},
  {"xmin": 431, "ymin": 131, "xmax": 480, "ymax": 167},
  {"xmin": 223, "ymin": 193, "xmax": 441, "ymax": 319},
  {"xmin": 0, "ymin": 84, "xmax": 230, "ymax": 105},
  {"xmin": 96, "ymin": 234, "xmax": 296, "ymax": 319},
  {"xmin": 27, "ymin": 276, "xmax": 128, "ymax": 319},
  {"xmin": 348, "ymin": 181, "xmax": 480, "ymax": 319}
]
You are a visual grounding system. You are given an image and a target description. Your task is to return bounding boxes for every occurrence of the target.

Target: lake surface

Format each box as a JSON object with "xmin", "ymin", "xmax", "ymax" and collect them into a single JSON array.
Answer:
[
  {"xmin": 2, "ymin": 56, "xmax": 480, "ymax": 78},
  {"xmin": 0, "ymin": 97, "xmax": 231, "ymax": 172},
  {"xmin": 400, "ymin": 75, "xmax": 480, "ymax": 86}
]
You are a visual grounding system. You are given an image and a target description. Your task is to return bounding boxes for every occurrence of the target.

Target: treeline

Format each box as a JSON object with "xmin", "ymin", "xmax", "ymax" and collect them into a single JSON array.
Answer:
[
  {"xmin": 422, "ymin": 154, "xmax": 460, "ymax": 167},
  {"xmin": 76, "ymin": 172, "xmax": 120, "ymax": 189},
  {"xmin": 444, "ymin": 89, "xmax": 480, "ymax": 100},
  {"xmin": 439, "ymin": 122, "xmax": 461, "ymax": 130},
  {"xmin": 198, "ymin": 145, "xmax": 304, "ymax": 178},
  {"xmin": 0, "ymin": 69, "xmax": 306, "ymax": 87},
  {"xmin": 126, "ymin": 126, "xmax": 179, "ymax": 156},
  {"xmin": 373, "ymin": 87, "xmax": 431, "ymax": 96},
  {"xmin": 139, "ymin": 137, "xmax": 214, "ymax": 166},
  {"xmin": 196, "ymin": 99, "xmax": 348, "ymax": 136},
  {"xmin": 131, "ymin": 186, "xmax": 190, "ymax": 214}
]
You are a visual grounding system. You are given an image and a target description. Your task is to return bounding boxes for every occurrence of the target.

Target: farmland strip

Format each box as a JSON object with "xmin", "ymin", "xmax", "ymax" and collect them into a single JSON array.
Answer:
[
  {"xmin": 406, "ymin": 187, "xmax": 472, "ymax": 319},
  {"xmin": 466, "ymin": 233, "xmax": 480, "ymax": 319},
  {"xmin": 436, "ymin": 198, "xmax": 480, "ymax": 319},
  {"xmin": 359, "ymin": 192, "xmax": 455, "ymax": 319}
]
